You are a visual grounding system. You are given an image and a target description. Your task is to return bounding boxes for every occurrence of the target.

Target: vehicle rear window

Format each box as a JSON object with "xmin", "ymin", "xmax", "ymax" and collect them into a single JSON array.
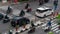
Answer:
[{"xmin": 36, "ymin": 9, "xmax": 52, "ymax": 13}]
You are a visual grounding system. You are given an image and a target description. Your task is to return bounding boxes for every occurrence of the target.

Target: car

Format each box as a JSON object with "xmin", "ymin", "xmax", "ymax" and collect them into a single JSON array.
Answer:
[
  {"xmin": 11, "ymin": 17, "xmax": 30, "ymax": 27},
  {"xmin": 35, "ymin": 6, "xmax": 54, "ymax": 18}
]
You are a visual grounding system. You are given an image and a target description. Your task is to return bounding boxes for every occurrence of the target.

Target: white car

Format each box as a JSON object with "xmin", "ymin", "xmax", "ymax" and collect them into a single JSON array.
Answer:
[{"xmin": 35, "ymin": 7, "xmax": 54, "ymax": 17}]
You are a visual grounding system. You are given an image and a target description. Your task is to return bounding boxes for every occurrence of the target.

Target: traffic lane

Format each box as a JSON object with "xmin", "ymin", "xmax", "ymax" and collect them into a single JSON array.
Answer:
[
  {"xmin": 19, "ymin": 25, "xmax": 47, "ymax": 34},
  {"xmin": 32, "ymin": 27, "xmax": 47, "ymax": 34},
  {"xmin": 11, "ymin": 8, "xmax": 37, "ymax": 21},
  {"xmin": 0, "ymin": 0, "xmax": 59, "ymax": 33},
  {"xmin": 11, "ymin": 2, "xmax": 26, "ymax": 10},
  {"xmin": 32, "ymin": 18, "xmax": 57, "ymax": 34},
  {"xmin": 0, "ymin": 20, "xmax": 10, "ymax": 33},
  {"xmin": 0, "ymin": 9, "xmax": 6, "ymax": 14}
]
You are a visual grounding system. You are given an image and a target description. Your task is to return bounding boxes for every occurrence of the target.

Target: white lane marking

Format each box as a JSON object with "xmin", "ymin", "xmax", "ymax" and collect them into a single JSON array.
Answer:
[
  {"xmin": 53, "ymin": 28, "xmax": 58, "ymax": 31},
  {"xmin": 51, "ymin": 25, "xmax": 59, "ymax": 30},
  {"xmin": 52, "ymin": 23, "xmax": 57, "ymax": 27},
  {"xmin": 41, "ymin": 23, "xmax": 47, "ymax": 27},
  {"xmin": 56, "ymin": 30, "xmax": 60, "ymax": 33}
]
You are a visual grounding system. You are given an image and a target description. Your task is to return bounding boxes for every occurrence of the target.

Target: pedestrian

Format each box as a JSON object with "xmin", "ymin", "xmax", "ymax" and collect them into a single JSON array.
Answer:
[
  {"xmin": 15, "ymin": 25, "xmax": 19, "ymax": 31},
  {"xmin": 19, "ymin": 10, "xmax": 25, "ymax": 17},
  {"xmin": 47, "ymin": 19, "xmax": 52, "ymax": 30},
  {"xmin": 39, "ymin": 0, "xmax": 43, "ymax": 5},
  {"xmin": 53, "ymin": 0, "xmax": 58, "ymax": 11},
  {"xmin": 7, "ymin": 6, "xmax": 12, "ymax": 14},
  {"xmin": 9, "ymin": 30, "xmax": 13, "ymax": 34},
  {"xmin": 11, "ymin": 20, "xmax": 16, "ymax": 27},
  {"xmin": 27, "ymin": 7, "xmax": 32, "ymax": 12},
  {"xmin": 47, "ymin": 21, "xmax": 51, "ymax": 26},
  {"xmin": 15, "ymin": 32, "xmax": 19, "ymax": 34},
  {"xmin": 31, "ymin": 21, "xmax": 35, "ymax": 27},
  {"xmin": 4, "ymin": 15, "xmax": 9, "ymax": 19},
  {"xmin": 25, "ymin": 3, "xmax": 30, "ymax": 9}
]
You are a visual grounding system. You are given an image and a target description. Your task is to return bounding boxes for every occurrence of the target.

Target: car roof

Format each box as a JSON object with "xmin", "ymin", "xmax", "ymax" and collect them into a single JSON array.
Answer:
[
  {"xmin": 37, "ymin": 7, "xmax": 50, "ymax": 10},
  {"xmin": 13, "ymin": 16, "xmax": 23, "ymax": 20}
]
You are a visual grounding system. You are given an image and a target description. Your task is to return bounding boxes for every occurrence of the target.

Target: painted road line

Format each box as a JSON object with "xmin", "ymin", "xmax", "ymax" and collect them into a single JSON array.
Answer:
[
  {"xmin": 53, "ymin": 28, "xmax": 58, "ymax": 31},
  {"xmin": 56, "ymin": 30, "xmax": 60, "ymax": 33},
  {"xmin": 51, "ymin": 25, "xmax": 59, "ymax": 30},
  {"xmin": 52, "ymin": 23, "xmax": 57, "ymax": 27}
]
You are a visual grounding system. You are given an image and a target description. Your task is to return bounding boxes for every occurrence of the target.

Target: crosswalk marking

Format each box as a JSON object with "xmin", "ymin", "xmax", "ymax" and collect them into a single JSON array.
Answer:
[
  {"xmin": 41, "ymin": 21, "xmax": 60, "ymax": 33},
  {"xmin": 56, "ymin": 30, "xmax": 60, "ymax": 33},
  {"xmin": 41, "ymin": 23, "xmax": 47, "ymax": 27},
  {"xmin": 51, "ymin": 22, "xmax": 56, "ymax": 25},
  {"xmin": 51, "ymin": 22, "xmax": 60, "ymax": 33},
  {"xmin": 52, "ymin": 24, "xmax": 57, "ymax": 27},
  {"xmin": 51, "ymin": 23, "xmax": 57, "ymax": 27},
  {"xmin": 53, "ymin": 28, "xmax": 58, "ymax": 31},
  {"xmin": 51, "ymin": 25, "xmax": 59, "ymax": 30}
]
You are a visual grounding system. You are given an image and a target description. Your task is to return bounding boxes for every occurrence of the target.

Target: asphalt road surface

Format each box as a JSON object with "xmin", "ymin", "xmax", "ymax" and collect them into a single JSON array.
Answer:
[{"xmin": 0, "ymin": 0, "xmax": 60, "ymax": 34}]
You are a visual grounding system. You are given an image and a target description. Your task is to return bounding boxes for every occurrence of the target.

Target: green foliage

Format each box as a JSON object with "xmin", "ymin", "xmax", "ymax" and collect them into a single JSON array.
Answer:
[
  {"xmin": 57, "ymin": 22, "xmax": 60, "ymax": 25},
  {"xmin": 56, "ymin": 14, "xmax": 60, "ymax": 25},
  {"xmin": 0, "ymin": 0, "xmax": 2, "ymax": 1},
  {"xmin": 56, "ymin": 14, "xmax": 60, "ymax": 19},
  {"xmin": 0, "ymin": 33, "xmax": 1, "ymax": 34},
  {"xmin": 57, "ymin": 19, "xmax": 60, "ymax": 25},
  {"xmin": 48, "ymin": 31, "xmax": 54, "ymax": 34}
]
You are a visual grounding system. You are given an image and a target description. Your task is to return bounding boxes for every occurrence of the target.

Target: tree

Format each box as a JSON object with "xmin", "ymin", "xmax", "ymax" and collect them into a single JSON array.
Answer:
[
  {"xmin": 56, "ymin": 14, "xmax": 60, "ymax": 25},
  {"xmin": 48, "ymin": 31, "xmax": 54, "ymax": 34},
  {"xmin": 56, "ymin": 14, "xmax": 60, "ymax": 19},
  {"xmin": 56, "ymin": 14, "xmax": 60, "ymax": 29}
]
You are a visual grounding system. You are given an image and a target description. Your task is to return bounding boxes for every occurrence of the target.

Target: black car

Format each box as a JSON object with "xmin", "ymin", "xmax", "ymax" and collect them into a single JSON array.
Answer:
[{"xmin": 11, "ymin": 17, "xmax": 30, "ymax": 27}]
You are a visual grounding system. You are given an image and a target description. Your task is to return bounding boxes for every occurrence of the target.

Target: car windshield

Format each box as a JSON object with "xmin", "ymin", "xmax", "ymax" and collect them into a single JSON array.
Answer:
[{"xmin": 37, "ymin": 9, "xmax": 52, "ymax": 13}]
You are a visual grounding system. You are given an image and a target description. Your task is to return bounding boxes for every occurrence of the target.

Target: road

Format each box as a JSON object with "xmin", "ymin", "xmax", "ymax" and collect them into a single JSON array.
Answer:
[{"xmin": 0, "ymin": 0, "xmax": 60, "ymax": 34}]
